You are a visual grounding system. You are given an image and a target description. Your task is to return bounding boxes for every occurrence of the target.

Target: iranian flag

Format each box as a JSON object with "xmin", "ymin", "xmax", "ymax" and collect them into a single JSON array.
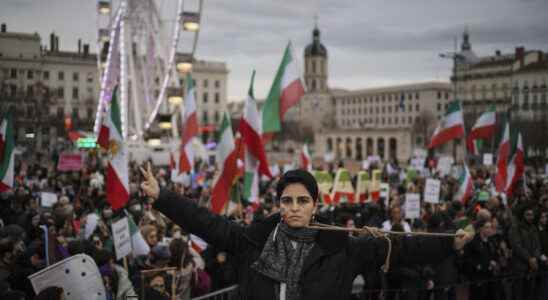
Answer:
[
  {"xmin": 466, "ymin": 106, "xmax": 496, "ymax": 154},
  {"xmin": 0, "ymin": 113, "xmax": 14, "ymax": 192},
  {"xmin": 179, "ymin": 73, "xmax": 199, "ymax": 174},
  {"xmin": 97, "ymin": 86, "xmax": 129, "ymax": 210},
  {"xmin": 300, "ymin": 143, "xmax": 312, "ymax": 172},
  {"xmin": 128, "ymin": 213, "xmax": 150, "ymax": 256},
  {"xmin": 506, "ymin": 133, "xmax": 524, "ymax": 197},
  {"xmin": 210, "ymin": 111, "xmax": 239, "ymax": 214},
  {"xmin": 262, "ymin": 42, "xmax": 306, "ymax": 138},
  {"xmin": 240, "ymin": 71, "xmax": 272, "ymax": 206},
  {"xmin": 456, "ymin": 164, "xmax": 473, "ymax": 204},
  {"xmin": 495, "ymin": 123, "xmax": 510, "ymax": 193},
  {"xmin": 428, "ymin": 101, "xmax": 465, "ymax": 149}
]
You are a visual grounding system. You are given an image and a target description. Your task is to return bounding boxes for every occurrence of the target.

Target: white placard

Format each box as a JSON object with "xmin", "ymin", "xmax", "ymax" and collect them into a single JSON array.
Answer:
[
  {"xmin": 270, "ymin": 164, "xmax": 280, "ymax": 177},
  {"xmin": 411, "ymin": 158, "xmax": 425, "ymax": 171},
  {"xmin": 324, "ymin": 152, "xmax": 335, "ymax": 163},
  {"xmin": 29, "ymin": 254, "xmax": 106, "ymax": 300},
  {"xmin": 404, "ymin": 193, "xmax": 421, "ymax": 219},
  {"xmin": 84, "ymin": 213, "xmax": 99, "ymax": 240},
  {"xmin": 362, "ymin": 160, "xmax": 370, "ymax": 170},
  {"xmin": 40, "ymin": 192, "xmax": 58, "ymax": 207},
  {"xmin": 111, "ymin": 217, "xmax": 131, "ymax": 260},
  {"xmin": 483, "ymin": 153, "xmax": 493, "ymax": 166},
  {"xmin": 414, "ymin": 148, "xmax": 428, "ymax": 159},
  {"xmin": 367, "ymin": 155, "xmax": 381, "ymax": 163},
  {"xmin": 437, "ymin": 156, "xmax": 453, "ymax": 177},
  {"xmin": 380, "ymin": 183, "xmax": 390, "ymax": 207},
  {"xmin": 424, "ymin": 178, "xmax": 441, "ymax": 204}
]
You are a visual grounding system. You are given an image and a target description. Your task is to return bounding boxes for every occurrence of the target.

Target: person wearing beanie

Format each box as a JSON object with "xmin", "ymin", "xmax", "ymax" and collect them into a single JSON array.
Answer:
[{"xmin": 141, "ymin": 165, "xmax": 473, "ymax": 300}]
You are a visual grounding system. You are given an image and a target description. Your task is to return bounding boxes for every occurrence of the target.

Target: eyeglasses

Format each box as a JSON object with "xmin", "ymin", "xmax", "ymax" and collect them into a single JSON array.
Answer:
[{"xmin": 279, "ymin": 196, "xmax": 313, "ymax": 206}]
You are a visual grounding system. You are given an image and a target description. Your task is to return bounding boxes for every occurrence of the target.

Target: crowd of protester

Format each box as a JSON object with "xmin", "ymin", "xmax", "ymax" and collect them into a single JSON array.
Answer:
[{"xmin": 1, "ymin": 149, "xmax": 548, "ymax": 300}]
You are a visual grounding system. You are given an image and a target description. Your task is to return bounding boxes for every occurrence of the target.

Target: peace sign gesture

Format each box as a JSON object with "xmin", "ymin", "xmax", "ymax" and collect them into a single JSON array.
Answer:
[{"xmin": 140, "ymin": 162, "xmax": 159, "ymax": 201}]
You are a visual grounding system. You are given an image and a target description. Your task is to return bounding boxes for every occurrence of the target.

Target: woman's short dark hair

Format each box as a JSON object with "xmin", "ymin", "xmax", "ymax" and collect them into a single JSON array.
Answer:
[{"xmin": 276, "ymin": 170, "xmax": 319, "ymax": 202}]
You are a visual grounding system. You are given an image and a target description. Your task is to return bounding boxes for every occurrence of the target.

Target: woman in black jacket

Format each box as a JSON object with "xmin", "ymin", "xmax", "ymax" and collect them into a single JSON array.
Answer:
[{"xmin": 141, "ymin": 166, "xmax": 472, "ymax": 300}]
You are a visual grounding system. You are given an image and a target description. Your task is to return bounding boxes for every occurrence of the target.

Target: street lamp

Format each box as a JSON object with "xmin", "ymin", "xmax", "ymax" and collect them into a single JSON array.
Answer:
[
  {"xmin": 97, "ymin": 1, "xmax": 111, "ymax": 15},
  {"xmin": 158, "ymin": 114, "xmax": 172, "ymax": 130},
  {"xmin": 181, "ymin": 12, "xmax": 200, "ymax": 32}
]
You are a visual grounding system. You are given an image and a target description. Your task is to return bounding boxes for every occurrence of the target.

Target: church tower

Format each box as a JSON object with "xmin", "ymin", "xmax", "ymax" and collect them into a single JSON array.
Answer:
[{"xmin": 304, "ymin": 23, "xmax": 328, "ymax": 93}]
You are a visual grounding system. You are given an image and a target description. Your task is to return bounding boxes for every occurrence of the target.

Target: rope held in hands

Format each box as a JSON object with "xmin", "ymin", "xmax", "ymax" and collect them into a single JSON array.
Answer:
[{"xmin": 306, "ymin": 222, "xmax": 464, "ymax": 273}]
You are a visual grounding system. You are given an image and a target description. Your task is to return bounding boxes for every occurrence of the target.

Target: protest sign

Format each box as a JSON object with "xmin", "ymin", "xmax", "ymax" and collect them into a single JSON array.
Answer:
[
  {"xmin": 424, "ymin": 178, "xmax": 441, "ymax": 203},
  {"xmin": 57, "ymin": 153, "xmax": 83, "ymax": 171},
  {"xmin": 313, "ymin": 170, "xmax": 334, "ymax": 205},
  {"xmin": 404, "ymin": 193, "xmax": 421, "ymax": 219},
  {"xmin": 112, "ymin": 217, "xmax": 131, "ymax": 260},
  {"xmin": 29, "ymin": 254, "xmax": 106, "ymax": 300},
  {"xmin": 40, "ymin": 192, "xmax": 58, "ymax": 207},
  {"xmin": 332, "ymin": 168, "xmax": 355, "ymax": 204},
  {"xmin": 483, "ymin": 153, "xmax": 493, "ymax": 166},
  {"xmin": 437, "ymin": 156, "xmax": 453, "ymax": 177},
  {"xmin": 355, "ymin": 171, "xmax": 370, "ymax": 203}
]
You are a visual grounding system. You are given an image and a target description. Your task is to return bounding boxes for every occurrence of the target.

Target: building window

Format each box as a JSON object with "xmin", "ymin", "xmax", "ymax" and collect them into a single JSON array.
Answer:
[
  {"xmin": 87, "ymin": 108, "xmax": 93, "ymax": 119},
  {"xmin": 10, "ymin": 68, "xmax": 17, "ymax": 79},
  {"xmin": 27, "ymin": 86, "xmax": 34, "ymax": 97},
  {"xmin": 87, "ymin": 72, "xmax": 93, "ymax": 83},
  {"xmin": 445, "ymin": 92, "xmax": 449, "ymax": 99},
  {"xmin": 27, "ymin": 70, "xmax": 34, "ymax": 79},
  {"xmin": 58, "ymin": 87, "xmax": 64, "ymax": 98},
  {"xmin": 72, "ymin": 87, "xmax": 79, "ymax": 99},
  {"xmin": 202, "ymin": 111, "xmax": 208, "ymax": 124},
  {"xmin": 415, "ymin": 92, "xmax": 420, "ymax": 100},
  {"xmin": 58, "ymin": 71, "xmax": 64, "ymax": 81},
  {"xmin": 10, "ymin": 85, "xmax": 16, "ymax": 97},
  {"xmin": 215, "ymin": 80, "xmax": 220, "ymax": 88},
  {"xmin": 72, "ymin": 108, "xmax": 79, "ymax": 119},
  {"xmin": 408, "ymin": 116, "xmax": 413, "ymax": 124},
  {"xmin": 214, "ymin": 111, "xmax": 219, "ymax": 122},
  {"xmin": 437, "ymin": 103, "xmax": 441, "ymax": 111},
  {"xmin": 312, "ymin": 80, "xmax": 316, "ymax": 91},
  {"xmin": 312, "ymin": 61, "xmax": 316, "ymax": 73},
  {"xmin": 203, "ymin": 92, "xmax": 208, "ymax": 103},
  {"xmin": 73, "ymin": 72, "xmax": 79, "ymax": 82},
  {"xmin": 395, "ymin": 117, "xmax": 398, "ymax": 124},
  {"xmin": 57, "ymin": 107, "xmax": 64, "ymax": 118},
  {"xmin": 203, "ymin": 79, "xmax": 208, "ymax": 88},
  {"xmin": 408, "ymin": 104, "xmax": 412, "ymax": 112},
  {"xmin": 415, "ymin": 104, "xmax": 420, "ymax": 111},
  {"xmin": 43, "ymin": 71, "xmax": 50, "ymax": 80},
  {"xmin": 214, "ymin": 93, "xmax": 220, "ymax": 103},
  {"xmin": 437, "ymin": 91, "xmax": 441, "ymax": 99}
]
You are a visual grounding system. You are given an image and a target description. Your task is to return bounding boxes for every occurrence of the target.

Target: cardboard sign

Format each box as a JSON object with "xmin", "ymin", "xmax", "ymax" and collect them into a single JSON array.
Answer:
[
  {"xmin": 29, "ymin": 254, "xmax": 106, "ymax": 300},
  {"xmin": 355, "ymin": 171, "xmax": 370, "ymax": 203},
  {"xmin": 57, "ymin": 153, "xmax": 83, "ymax": 172},
  {"xmin": 332, "ymin": 168, "xmax": 355, "ymax": 204},
  {"xmin": 404, "ymin": 193, "xmax": 421, "ymax": 219},
  {"xmin": 437, "ymin": 156, "xmax": 453, "ymax": 177},
  {"xmin": 40, "ymin": 192, "xmax": 58, "ymax": 207},
  {"xmin": 424, "ymin": 178, "xmax": 441, "ymax": 203},
  {"xmin": 111, "ymin": 217, "xmax": 131, "ymax": 260},
  {"xmin": 483, "ymin": 153, "xmax": 493, "ymax": 166}
]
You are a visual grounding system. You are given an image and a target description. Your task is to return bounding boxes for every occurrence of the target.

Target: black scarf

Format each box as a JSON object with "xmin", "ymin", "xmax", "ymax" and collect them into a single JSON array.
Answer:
[{"xmin": 251, "ymin": 222, "xmax": 317, "ymax": 300}]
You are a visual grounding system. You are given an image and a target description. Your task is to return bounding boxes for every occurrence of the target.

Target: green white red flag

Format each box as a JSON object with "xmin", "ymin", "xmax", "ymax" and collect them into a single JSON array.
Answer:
[
  {"xmin": 466, "ymin": 106, "xmax": 496, "ymax": 154},
  {"xmin": 456, "ymin": 164, "xmax": 473, "ymax": 204},
  {"xmin": 262, "ymin": 42, "xmax": 305, "ymax": 138},
  {"xmin": 506, "ymin": 132, "xmax": 524, "ymax": 197},
  {"xmin": 211, "ymin": 111, "xmax": 239, "ymax": 214},
  {"xmin": 0, "ymin": 113, "xmax": 15, "ymax": 192},
  {"xmin": 428, "ymin": 101, "xmax": 465, "ymax": 149},
  {"xmin": 240, "ymin": 71, "xmax": 272, "ymax": 206},
  {"xmin": 495, "ymin": 123, "xmax": 510, "ymax": 193},
  {"xmin": 300, "ymin": 143, "xmax": 311, "ymax": 172},
  {"xmin": 97, "ymin": 86, "xmax": 129, "ymax": 210},
  {"xmin": 179, "ymin": 73, "xmax": 199, "ymax": 174}
]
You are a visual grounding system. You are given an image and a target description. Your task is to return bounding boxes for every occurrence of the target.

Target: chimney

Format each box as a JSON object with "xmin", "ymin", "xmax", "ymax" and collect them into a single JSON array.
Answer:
[
  {"xmin": 83, "ymin": 44, "xmax": 89, "ymax": 57},
  {"xmin": 515, "ymin": 46, "xmax": 525, "ymax": 67},
  {"xmin": 50, "ymin": 32, "xmax": 55, "ymax": 52},
  {"xmin": 495, "ymin": 50, "xmax": 501, "ymax": 56},
  {"xmin": 55, "ymin": 36, "xmax": 59, "ymax": 51},
  {"xmin": 78, "ymin": 39, "xmax": 82, "ymax": 54},
  {"xmin": 1, "ymin": 23, "xmax": 6, "ymax": 33}
]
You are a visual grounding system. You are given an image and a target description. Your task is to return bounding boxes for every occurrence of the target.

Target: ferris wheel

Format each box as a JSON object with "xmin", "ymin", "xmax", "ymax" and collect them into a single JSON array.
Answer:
[{"xmin": 93, "ymin": 0, "xmax": 203, "ymax": 142}]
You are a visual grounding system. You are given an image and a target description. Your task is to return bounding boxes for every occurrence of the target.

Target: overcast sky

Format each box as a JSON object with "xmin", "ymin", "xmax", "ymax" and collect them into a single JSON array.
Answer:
[{"xmin": 2, "ymin": 0, "xmax": 548, "ymax": 101}]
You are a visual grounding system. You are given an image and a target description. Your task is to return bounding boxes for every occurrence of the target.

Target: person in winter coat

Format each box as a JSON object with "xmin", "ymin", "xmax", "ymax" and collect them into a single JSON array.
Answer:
[
  {"xmin": 509, "ymin": 204, "xmax": 541, "ymax": 300},
  {"xmin": 140, "ymin": 166, "xmax": 473, "ymax": 300},
  {"xmin": 463, "ymin": 219, "xmax": 497, "ymax": 300}
]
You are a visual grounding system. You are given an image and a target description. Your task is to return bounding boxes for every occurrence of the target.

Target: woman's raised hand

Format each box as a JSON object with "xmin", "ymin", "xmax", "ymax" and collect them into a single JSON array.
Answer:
[{"xmin": 140, "ymin": 162, "xmax": 160, "ymax": 201}]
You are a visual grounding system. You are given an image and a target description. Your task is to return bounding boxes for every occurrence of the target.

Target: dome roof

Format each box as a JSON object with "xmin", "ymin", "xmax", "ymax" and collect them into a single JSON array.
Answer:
[{"xmin": 304, "ymin": 26, "xmax": 327, "ymax": 57}]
